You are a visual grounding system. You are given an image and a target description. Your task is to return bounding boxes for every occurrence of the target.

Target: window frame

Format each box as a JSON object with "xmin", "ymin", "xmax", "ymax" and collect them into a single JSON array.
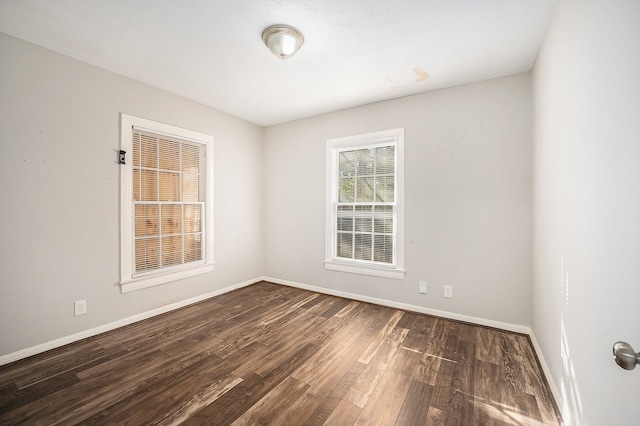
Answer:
[
  {"xmin": 119, "ymin": 113, "xmax": 214, "ymax": 293},
  {"xmin": 325, "ymin": 128, "xmax": 405, "ymax": 279}
]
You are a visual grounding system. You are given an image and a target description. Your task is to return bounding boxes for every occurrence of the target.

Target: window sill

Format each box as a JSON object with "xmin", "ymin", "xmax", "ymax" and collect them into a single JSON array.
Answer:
[
  {"xmin": 324, "ymin": 260, "xmax": 405, "ymax": 280},
  {"xmin": 120, "ymin": 263, "xmax": 214, "ymax": 293}
]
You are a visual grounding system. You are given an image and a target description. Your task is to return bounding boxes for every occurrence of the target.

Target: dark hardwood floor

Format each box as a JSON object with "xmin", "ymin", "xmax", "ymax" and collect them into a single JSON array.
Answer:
[{"xmin": 0, "ymin": 281, "xmax": 561, "ymax": 425}]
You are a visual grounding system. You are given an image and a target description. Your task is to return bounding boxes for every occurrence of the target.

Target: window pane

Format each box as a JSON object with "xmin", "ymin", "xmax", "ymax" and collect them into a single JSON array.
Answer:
[
  {"xmin": 161, "ymin": 204, "xmax": 182, "ymax": 235},
  {"xmin": 375, "ymin": 176, "xmax": 394, "ymax": 202},
  {"xmin": 137, "ymin": 170, "xmax": 157, "ymax": 201},
  {"xmin": 184, "ymin": 234, "xmax": 202, "ymax": 263},
  {"xmin": 354, "ymin": 234, "xmax": 372, "ymax": 261},
  {"xmin": 337, "ymin": 217, "xmax": 353, "ymax": 232},
  {"xmin": 159, "ymin": 172, "xmax": 180, "ymax": 201},
  {"xmin": 355, "ymin": 217, "xmax": 372, "ymax": 232},
  {"xmin": 375, "ymin": 145, "xmax": 394, "ymax": 174},
  {"xmin": 337, "ymin": 232, "xmax": 353, "ymax": 258},
  {"xmin": 140, "ymin": 134, "xmax": 157, "ymax": 168},
  {"xmin": 184, "ymin": 204, "xmax": 202, "ymax": 233},
  {"xmin": 182, "ymin": 173, "xmax": 199, "ymax": 201},
  {"xmin": 135, "ymin": 237, "xmax": 159, "ymax": 272},
  {"xmin": 356, "ymin": 177, "xmax": 374, "ymax": 202},
  {"xmin": 183, "ymin": 143, "xmax": 200, "ymax": 174},
  {"xmin": 162, "ymin": 235, "xmax": 182, "ymax": 266},
  {"xmin": 159, "ymin": 138, "xmax": 180, "ymax": 171},
  {"xmin": 339, "ymin": 150, "xmax": 355, "ymax": 177},
  {"xmin": 339, "ymin": 178, "xmax": 354, "ymax": 202},
  {"xmin": 135, "ymin": 205, "xmax": 159, "ymax": 237},
  {"xmin": 374, "ymin": 234, "xmax": 393, "ymax": 264},
  {"xmin": 356, "ymin": 148, "xmax": 374, "ymax": 176},
  {"xmin": 337, "ymin": 205, "xmax": 353, "ymax": 232},
  {"xmin": 355, "ymin": 205, "xmax": 373, "ymax": 232},
  {"xmin": 374, "ymin": 205, "xmax": 393, "ymax": 233}
]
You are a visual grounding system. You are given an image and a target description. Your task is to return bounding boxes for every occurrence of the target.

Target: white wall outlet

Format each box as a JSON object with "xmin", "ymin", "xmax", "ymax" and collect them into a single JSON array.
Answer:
[
  {"xmin": 444, "ymin": 285, "xmax": 453, "ymax": 298},
  {"xmin": 74, "ymin": 300, "xmax": 87, "ymax": 316},
  {"xmin": 419, "ymin": 281, "xmax": 427, "ymax": 294}
]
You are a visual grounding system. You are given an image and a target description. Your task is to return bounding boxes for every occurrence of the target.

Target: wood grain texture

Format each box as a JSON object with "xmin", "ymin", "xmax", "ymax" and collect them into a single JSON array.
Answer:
[{"xmin": 0, "ymin": 281, "xmax": 561, "ymax": 425}]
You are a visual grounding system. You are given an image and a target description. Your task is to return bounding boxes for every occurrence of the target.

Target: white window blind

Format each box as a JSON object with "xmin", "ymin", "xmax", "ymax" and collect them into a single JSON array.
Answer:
[
  {"xmin": 336, "ymin": 142, "xmax": 395, "ymax": 264},
  {"xmin": 132, "ymin": 128, "xmax": 206, "ymax": 274}
]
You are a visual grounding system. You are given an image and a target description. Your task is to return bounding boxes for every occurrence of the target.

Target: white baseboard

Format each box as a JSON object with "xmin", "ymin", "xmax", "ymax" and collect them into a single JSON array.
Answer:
[
  {"xmin": 263, "ymin": 276, "xmax": 531, "ymax": 334},
  {"xmin": 0, "ymin": 277, "xmax": 261, "ymax": 366},
  {"xmin": 527, "ymin": 330, "xmax": 564, "ymax": 422}
]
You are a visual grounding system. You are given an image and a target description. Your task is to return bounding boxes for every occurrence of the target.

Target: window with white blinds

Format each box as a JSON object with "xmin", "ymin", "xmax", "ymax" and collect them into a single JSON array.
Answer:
[
  {"xmin": 325, "ymin": 129, "xmax": 405, "ymax": 279},
  {"xmin": 132, "ymin": 129, "xmax": 205, "ymax": 272},
  {"xmin": 120, "ymin": 114, "xmax": 214, "ymax": 293}
]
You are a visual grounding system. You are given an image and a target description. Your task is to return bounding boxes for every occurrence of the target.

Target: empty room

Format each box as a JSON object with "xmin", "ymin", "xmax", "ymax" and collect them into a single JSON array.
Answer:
[{"xmin": 0, "ymin": 1, "xmax": 638, "ymax": 425}]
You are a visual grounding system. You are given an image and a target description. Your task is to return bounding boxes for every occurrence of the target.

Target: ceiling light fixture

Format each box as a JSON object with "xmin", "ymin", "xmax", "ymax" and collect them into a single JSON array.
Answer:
[{"xmin": 262, "ymin": 24, "xmax": 304, "ymax": 60}]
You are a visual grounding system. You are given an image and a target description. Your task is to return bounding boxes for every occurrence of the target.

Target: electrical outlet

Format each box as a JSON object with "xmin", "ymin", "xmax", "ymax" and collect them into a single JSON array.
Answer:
[
  {"xmin": 419, "ymin": 281, "xmax": 427, "ymax": 294},
  {"xmin": 74, "ymin": 300, "xmax": 87, "ymax": 316},
  {"xmin": 444, "ymin": 285, "xmax": 453, "ymax": 298}
]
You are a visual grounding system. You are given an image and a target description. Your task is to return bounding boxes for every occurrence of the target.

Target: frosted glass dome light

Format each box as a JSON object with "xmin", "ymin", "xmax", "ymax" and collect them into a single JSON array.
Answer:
[{"xmin": 262, "ymin": 25, "xmax": 304, "ymax": 60}]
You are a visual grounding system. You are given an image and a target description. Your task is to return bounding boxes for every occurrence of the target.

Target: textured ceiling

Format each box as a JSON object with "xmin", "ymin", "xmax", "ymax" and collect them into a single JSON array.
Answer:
[{"xmin": 0, "ymin": 0, "xmax": 557, "ymax": 126}]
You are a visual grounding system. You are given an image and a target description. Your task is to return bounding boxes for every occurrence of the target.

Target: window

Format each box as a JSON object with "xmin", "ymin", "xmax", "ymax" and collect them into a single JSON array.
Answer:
[
  {"xmin": 325, "ymin": 128, "xmax": 404, "ymax": 279},
  {"xmin": 120, "ymin": 114, "xmax": 214, "ymax": 293}
]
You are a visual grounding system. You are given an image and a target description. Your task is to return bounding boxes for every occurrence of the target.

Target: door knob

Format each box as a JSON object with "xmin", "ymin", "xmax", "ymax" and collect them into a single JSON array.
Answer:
[{"xmin": 613, "ymin": 341, "xmax": 640, "ymax": 370}]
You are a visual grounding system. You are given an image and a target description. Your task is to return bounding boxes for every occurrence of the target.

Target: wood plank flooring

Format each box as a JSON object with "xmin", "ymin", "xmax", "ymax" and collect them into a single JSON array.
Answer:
[{"xmin": 0, "ymin": 281, "xmax": 561, "ymax": 425}]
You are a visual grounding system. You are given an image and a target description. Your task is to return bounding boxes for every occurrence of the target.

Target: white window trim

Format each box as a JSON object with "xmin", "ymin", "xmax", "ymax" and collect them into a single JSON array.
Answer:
[
  {"xmin": 119, "ymin": 114, "xmax": 214, "ymax": 293},
  {"xmin": 325, "ymin": 128, "xmax": 405, "ymax": 280}
]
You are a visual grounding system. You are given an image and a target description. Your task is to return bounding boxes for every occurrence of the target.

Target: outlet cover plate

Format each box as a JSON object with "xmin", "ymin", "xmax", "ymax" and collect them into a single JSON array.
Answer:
[
  {"xmin": 74, "ymin": 300, "xmax": 87, "ymax": 316},
  {"xmin": 444, "ymin": 285, "xmax": 453, "ymax": 298},
  {"xmin": 419, "ymin": 281, "xmax": 427, "ymax": 294}
]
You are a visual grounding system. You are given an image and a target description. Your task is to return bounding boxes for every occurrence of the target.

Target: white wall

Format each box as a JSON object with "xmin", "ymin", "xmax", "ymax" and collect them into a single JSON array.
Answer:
[
  {"xmin": 264, "ymin": 74, "xmax": 533, "ymax": 326},
  {"xmin": 0, "ymin": 33, "xmax": 264, "ymax": 357},
  {"xmin": 532, "ymin": 0, "xmax": 640, "ymax": 424}
]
